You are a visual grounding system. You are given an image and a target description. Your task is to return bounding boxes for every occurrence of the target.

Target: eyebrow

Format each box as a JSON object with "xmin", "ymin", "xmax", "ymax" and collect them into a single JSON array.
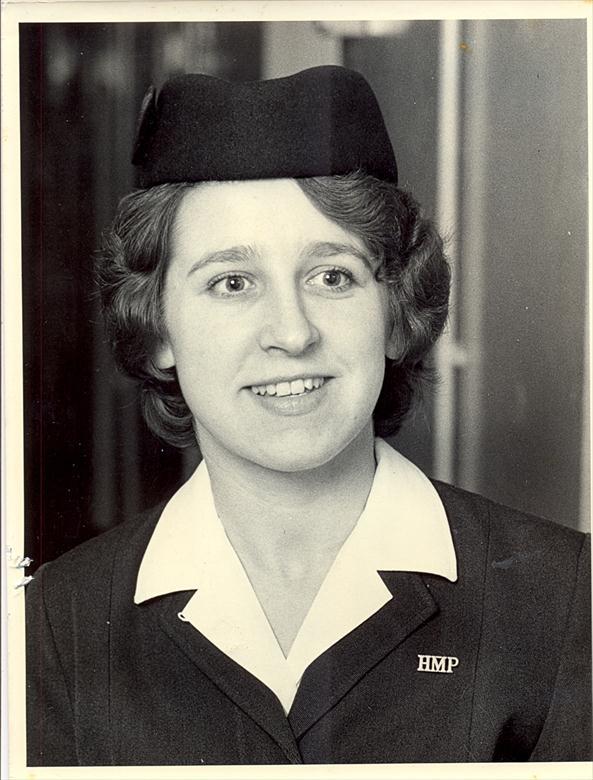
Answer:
[
  {"xmin": 187, "ymin": 245, "xmax": 256, "ymax": 277},
  {"xmin": 301, "ymin": 241, "xmax": 374, "ymax": 270}
]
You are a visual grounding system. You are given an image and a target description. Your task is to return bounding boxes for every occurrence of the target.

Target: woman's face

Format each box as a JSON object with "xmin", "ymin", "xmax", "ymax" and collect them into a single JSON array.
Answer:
[{"xmin": 158, "ymin": 179, "xmax": 394, "ymax": 473}]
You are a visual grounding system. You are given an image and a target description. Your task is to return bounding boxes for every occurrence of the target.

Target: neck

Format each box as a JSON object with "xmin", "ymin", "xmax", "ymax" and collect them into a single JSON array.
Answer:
[{"xmin": 200, "ymin": 426, "xmax": 377, "ymax": 569}]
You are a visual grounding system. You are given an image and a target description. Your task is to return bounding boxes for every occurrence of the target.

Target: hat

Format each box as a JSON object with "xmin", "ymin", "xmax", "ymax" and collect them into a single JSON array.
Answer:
[{"xmin": 132, "ymin": 66, "xmax": 398, "ymax": 187}]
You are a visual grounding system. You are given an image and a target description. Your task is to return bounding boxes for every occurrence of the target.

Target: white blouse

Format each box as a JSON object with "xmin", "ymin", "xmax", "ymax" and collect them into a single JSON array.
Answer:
[{"xmin": 134, "ymin": 438, "xmax": 457, "ymax": 713}]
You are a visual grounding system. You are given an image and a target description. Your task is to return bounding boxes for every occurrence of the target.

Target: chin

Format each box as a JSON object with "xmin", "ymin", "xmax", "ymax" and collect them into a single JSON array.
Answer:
[{"xmin": 245, "ymin": 428, "xmax": 370, "ymax": 475}]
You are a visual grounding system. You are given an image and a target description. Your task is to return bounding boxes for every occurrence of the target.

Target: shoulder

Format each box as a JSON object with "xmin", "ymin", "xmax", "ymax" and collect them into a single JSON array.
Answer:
[
  {"xmin": 432, "ymin": 479, "xmax": 589, "ymax": 597},
  {"xmin": 432, "ymin": 478, "xmax": 587, "ymax": 544},
  {"xmin": 27, "ymin": 502, "xmax": 166, "ymax": 612}
]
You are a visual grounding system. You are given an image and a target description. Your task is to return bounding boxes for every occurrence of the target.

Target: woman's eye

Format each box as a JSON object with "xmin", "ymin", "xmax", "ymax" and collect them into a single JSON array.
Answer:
[
  {"xmin": 307, "ymin": 268, "xmax": 354, "ymax": 291},
  {"xmin": 208, "ymin": 274, "xmax": 254, "ymax": 296}
]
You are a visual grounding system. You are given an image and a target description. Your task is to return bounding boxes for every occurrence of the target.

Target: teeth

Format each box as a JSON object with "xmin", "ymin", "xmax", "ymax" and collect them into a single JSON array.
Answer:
[{"xmin": 250, "ymin": 377, "xmax": 325, "ymax": 397}]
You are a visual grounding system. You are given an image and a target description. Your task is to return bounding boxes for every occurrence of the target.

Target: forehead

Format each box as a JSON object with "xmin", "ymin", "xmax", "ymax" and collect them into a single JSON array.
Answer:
[{"xmin": 170, "ymin": 179, "xmax": 365, "ymax": 259}]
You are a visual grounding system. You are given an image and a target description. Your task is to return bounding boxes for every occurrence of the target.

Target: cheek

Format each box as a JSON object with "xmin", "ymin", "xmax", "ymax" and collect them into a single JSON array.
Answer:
[
  {"xmin": 341, "ymin": 294, "xmax": 391, "ymax": 359},
  {"xmin": 165, "ymin": 302, "xmax": 248, "ymax": 400},
  {"xmin": 163, "ymin": 301, "xmax": 209, "ymax": 380},
  {"xmin": 164, "ymin": 284, "xmax": 210, "ymax": 353}
]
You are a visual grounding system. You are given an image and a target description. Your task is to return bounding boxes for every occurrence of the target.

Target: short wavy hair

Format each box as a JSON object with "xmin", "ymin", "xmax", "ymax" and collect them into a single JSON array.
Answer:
[{"xmin": 97, "ymin": 172, "xmax": 450, "ymax": 448}]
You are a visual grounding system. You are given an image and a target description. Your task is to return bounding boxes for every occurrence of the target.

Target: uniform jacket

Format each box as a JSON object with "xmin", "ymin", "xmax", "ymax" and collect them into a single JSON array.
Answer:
[{"xmin": 26, "ymin": 480, "xmax": 591, "ymax": 765}]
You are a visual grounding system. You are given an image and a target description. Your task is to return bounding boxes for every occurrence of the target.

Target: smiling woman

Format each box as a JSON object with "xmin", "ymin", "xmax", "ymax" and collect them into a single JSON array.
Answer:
[
  {"xmin": 26, "ymin": 66, "xmax": 590, "ymax": 766},
  {"xmin": 154, "ymin": 179, "xmax": 394, "ymax": 477},
  {"xmin": 99, "ymin": 172, "xmax": 447, "ymax": 450}
]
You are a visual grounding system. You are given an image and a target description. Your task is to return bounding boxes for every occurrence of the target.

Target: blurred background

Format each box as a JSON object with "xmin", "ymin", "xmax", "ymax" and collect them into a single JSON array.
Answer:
[{"xmin": 20, "ymin": 19, "xmax": 589, "ymax": 569}]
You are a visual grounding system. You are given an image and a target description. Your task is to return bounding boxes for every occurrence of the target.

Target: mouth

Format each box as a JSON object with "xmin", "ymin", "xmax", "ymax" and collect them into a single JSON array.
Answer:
[{"xmin": 249, "ymin": 376, "xmax": 326, "ymax": 397}]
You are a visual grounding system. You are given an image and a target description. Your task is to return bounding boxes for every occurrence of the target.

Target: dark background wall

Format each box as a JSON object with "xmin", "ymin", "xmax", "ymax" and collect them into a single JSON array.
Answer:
[{"xmin": 20, "ymin": 20, "xmax": 589, "ymax": 572}]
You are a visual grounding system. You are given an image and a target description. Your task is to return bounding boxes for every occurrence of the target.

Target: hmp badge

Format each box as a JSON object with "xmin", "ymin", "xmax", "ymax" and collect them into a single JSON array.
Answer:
[{"xmin": 417, "ymin": 654, "xmax": 459, "ymax": 674}]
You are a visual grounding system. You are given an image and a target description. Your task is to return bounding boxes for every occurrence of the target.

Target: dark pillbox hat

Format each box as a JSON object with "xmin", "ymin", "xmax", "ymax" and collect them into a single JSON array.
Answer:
[{"xmin": 132, "ymin": 66, "xmax": 398, "ymax": 187}]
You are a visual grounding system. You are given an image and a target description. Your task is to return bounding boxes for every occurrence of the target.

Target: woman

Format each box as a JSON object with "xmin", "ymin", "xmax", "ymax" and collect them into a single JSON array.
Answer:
[{"xmin": 26, "ymin": 66, "xmax": 590, "ymax": 765}]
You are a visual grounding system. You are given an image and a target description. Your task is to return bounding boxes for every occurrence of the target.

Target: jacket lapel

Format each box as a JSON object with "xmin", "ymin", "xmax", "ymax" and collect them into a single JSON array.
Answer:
[
  {"xmin": 288, "ymin": 572, "xmax": 438, "ymax": 739},
  {"xmin": 142, "ymin": 576, "xmax": 438, "ymax": 751},
  {"xmin": 148, "ymin": 591, "xmax": 303, "ymax": 764}
]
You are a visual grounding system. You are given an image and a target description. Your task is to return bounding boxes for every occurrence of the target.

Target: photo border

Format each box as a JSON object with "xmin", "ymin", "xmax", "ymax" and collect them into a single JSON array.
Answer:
[{"xmin": 2, "ymin": 2, "xmax": 591, "ymax": 779}]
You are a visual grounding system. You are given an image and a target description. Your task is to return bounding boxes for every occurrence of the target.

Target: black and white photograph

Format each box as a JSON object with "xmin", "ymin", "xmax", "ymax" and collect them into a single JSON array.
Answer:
[{"xmin": 2, "ymin": 1, "xmax": 591, "ymax": 777}]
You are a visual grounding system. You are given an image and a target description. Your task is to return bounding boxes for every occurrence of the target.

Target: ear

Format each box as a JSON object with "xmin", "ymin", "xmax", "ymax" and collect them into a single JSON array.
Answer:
[{"xmin": 154, "ymin": 341, "xmax": 175, "ymax": 369}]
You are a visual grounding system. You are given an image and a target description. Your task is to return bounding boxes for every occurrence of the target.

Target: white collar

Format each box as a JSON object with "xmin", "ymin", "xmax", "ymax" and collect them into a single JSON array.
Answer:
[{"xmin": 135, "ymin": 438, "xmax": 457, "ymax": 712}]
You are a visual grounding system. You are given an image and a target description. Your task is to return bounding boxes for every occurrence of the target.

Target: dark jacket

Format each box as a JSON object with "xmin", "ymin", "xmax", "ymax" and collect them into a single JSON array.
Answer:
[{"xmin": 26, "ymin": 480, "xmax": 591, "ymax": 765}]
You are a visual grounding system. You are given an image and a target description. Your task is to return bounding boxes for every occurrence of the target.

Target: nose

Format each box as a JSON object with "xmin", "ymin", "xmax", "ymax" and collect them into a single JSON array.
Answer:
[{"xmin": 257, "ymin": 286, "xmax": 320, "ymax": 355}]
